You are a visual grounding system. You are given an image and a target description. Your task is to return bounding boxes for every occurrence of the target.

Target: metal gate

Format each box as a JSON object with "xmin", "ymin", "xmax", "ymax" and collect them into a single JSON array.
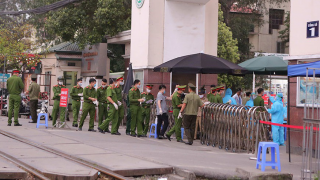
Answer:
[{"xmin": 301, "ymin": 68, "xmax": 320, "ymax": 180}]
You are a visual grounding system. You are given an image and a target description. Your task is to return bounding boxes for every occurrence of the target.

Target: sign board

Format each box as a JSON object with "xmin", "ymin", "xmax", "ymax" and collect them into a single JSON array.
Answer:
[
  {"xmin": 59, "ymin": 88, "xmax": 69, "ymax": 107},
  {"xmin": 307, "ymin": 21, "xmax": 319, "ymax": 38},
  {"xmin": 136, "ymin": 0, "xmax": 145, "ymax": 8},
  {"xmin": 81, "ymin": 43, "xmax": 108, "ymax": 77},
  {"xmin": 0, "ymin": 74, "xmax": 10, "ymax": 82}
]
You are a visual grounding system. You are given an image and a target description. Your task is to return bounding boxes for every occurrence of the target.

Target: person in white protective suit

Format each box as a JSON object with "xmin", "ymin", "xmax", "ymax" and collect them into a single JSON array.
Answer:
[{"xmin": 267, "ymin": 93, "xmax": 285, "ymax": 145}]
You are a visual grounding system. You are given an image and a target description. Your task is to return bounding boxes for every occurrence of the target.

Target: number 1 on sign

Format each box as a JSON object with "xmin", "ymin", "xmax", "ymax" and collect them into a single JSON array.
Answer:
[{"xmin": 309, "ymin": 27, "xmax": 315, "ymax": 37}]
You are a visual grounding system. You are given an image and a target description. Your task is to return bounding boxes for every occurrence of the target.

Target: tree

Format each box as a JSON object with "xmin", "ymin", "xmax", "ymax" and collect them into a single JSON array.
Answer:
[
  {"xmin": 278, "ymin": 11, "xmax": 290, "ymax": 45},
  {"xmin": 108, "ymin": 44, "xmax": 125, "ymax": 73},
  {"xmin": 28, "ymin": 0, "xmax": 131, "ymax": 49}
]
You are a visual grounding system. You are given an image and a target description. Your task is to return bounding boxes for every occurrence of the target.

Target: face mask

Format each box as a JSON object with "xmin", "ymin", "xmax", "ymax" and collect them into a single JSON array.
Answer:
[
  {"xmin": 137, "ymin": 85, "xmax": 141, "ymax": 89},
  {"xmin": 94, "ymin": 84, "xmax": 96, "ymax": 88},
  {"xmin": 163, "ymin": 90, "xmax": 166, "ymax": 94},
  {"xmin": 78, "ymin": 83, "xmax": 82, "ymax": 86},
  {"xmin": 58, "ymin": 81, "xmax": 63, "ymax": 85},
  {"xmin": 120, "ymin": 82, "xmax": 124, "ymax": 85},
  {"xmin": 102, "ymin": 85, "xmax": 107, "ymax": 88},
  {"xmin": 199, "ymin": 95, "xmax": 204, "ymax": 98},
  {"xmin": 147, "ymin": 89, "xmax": 151, "ymax": 93}
]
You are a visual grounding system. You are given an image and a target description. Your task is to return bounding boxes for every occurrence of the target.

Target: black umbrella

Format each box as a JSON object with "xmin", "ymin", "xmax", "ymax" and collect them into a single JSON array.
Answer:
[
  {"xmin": 153, "ymin": 53, "xmax": 247, "ymax": 75},
  {"xmin": 123, "ymin": 63, "xmax": 134, "ymax": 95}
]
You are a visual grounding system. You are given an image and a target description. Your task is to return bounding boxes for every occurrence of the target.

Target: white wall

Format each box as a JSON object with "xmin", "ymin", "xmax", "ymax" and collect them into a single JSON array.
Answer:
[{"xmin": 290, "ymin": 0, "xmax": 320, "ymax": 56}]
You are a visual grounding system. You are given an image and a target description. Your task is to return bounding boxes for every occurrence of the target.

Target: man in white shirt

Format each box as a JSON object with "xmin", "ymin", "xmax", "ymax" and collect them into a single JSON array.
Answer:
[{"xmin": 232, "ymin": 88, "xmax": 242, "ymax": 105}]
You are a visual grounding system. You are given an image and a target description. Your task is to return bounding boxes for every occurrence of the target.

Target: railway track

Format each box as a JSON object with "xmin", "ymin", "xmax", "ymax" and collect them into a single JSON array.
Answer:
[{"xmin": 0, "ymin": 129, "xmax": 127, "ymax": 180}]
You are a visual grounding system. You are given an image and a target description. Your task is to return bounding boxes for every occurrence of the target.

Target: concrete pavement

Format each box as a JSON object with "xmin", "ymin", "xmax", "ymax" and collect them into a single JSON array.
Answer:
[{"xmin": 0, "ymin": 115, "xmax": 301, "ymax": 179}]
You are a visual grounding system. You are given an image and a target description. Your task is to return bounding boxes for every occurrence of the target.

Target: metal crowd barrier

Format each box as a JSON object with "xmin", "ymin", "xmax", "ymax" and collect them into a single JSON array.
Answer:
[{"xmin": 200, "ymin": 103, "xmax": 269, "ymax": 154}]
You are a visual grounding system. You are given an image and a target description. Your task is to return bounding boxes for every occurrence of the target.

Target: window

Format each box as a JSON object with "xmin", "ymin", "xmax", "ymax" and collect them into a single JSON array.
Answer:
[
  {"xmin": 44, "ymin": 71, "xmax": 51, "ymax": 93},
  {"xmin": 277, "ymin": 42, "xmax": 285, "ymax": 53},
  {"xmin": 134, "ymin": 70, "xmax": 144, "ymax": 92},
  {"xmin": 269, "ymin": 9, "xmax": 284, "ymax": 34},
  {"xmin": 68, "ymin": 62, "xmax": 76, "ymax": 66}
]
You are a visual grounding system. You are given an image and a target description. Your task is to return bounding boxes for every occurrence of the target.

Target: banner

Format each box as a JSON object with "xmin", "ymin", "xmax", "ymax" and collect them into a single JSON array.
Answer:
[{"xmin": 60, "ymin": 88, "xmax": 69, "ymax": 107}]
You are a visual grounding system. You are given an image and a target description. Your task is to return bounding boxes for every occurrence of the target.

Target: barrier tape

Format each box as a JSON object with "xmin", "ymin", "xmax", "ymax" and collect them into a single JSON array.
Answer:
[{"xmin": 259, "ymin": 120, "xmax": 319, "ymax": 131}]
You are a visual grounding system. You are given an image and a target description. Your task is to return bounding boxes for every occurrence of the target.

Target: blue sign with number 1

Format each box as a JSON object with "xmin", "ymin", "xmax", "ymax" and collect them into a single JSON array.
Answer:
[{"xmin": 307, "ymin": 21, "xmax": 319, "ymax": 38}]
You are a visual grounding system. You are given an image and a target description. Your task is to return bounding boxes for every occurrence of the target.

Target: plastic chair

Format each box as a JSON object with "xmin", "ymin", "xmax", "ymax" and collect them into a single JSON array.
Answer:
[
  {"xmin": 256, "ymin": 142, "xmax": 281, "ymax": 172},
  {"xmin": 181, "ymin": 128, "xmax": 184, "ymax": 140},
  {"xmin": 36, "ymin": 113, "xmax": 48, "ymax": 129},
  {"xmin": 149, "ymin": 124, "xmax": 158, "ymax": 138}
]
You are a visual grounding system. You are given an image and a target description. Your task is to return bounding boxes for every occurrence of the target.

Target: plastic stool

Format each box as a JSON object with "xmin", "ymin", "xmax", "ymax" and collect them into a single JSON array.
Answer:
[
  {"xmin": 149, "ymin": 124, "xmax": 158, "ymax": 138},
  {"xmin": 256, "ymin": 142, "xmax": 281, "ymax": 172},
  {"xmin": 181, "ymin": 128, "xmax": 184, "ymax": 140},
  {"xmin": 36, "ymin": 113, "xmax": 48, "ymax": 129}
]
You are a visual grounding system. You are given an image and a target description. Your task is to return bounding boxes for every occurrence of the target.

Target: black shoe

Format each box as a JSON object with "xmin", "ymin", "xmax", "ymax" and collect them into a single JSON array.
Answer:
[
  {"xmin": 137, "ymin": 135, "xmax": 145, "ymax": 138},
  {"xmin": 78, "ymin": 127, "xmax": 82, "ymax": 131},
  {"xmin": 177, "ymin": 139, "xmax": 185, "ymax": 143},
  {"xmin": 7, "ymin": 124, "xmax": 11, "ymax": 126},
  {"xmin": 158, "ymin": 135, "xmax": 164, "ymax": 139},
  {"xmin": 130, "ymin": 134, "xmax": 136, "ymax": 137},
  {"xmin": 29, "ymin": 121, "xmax": 37, "ymax": 123},
  {"xmin": 88, "ymin": 129, "xmax": 96, "ymax": 132},
  {"xmin": 117, "ymin": 131, "xmax": 122, "ymax": 135},
  {"xmin": 74, "ymin": 124, "xmax": 78, "ymax": 127},
  {"xmin": 105, "ymin": 129, "xmax": 111, "ymax": 133},
  {"xmin": 166, "ymin": 134, "xmax": 171, "ymax": 141},
  {"xmin": 72, "ymin": 124, "xmax": 75, "ymax": 127},
  {"xmin": 98, "ymin": 127, "xmax": 105, "ymax": 134},
  {"xmin": 111, "ymin": 132, "xmax": 121, "ymax": 135},
  {"xmin": 14, "ymin": 123, "xmax": 22, "ymax": 126},
  {"xmin": 185, "ymin": 141, "xmax": 193, "ymax": 145}
]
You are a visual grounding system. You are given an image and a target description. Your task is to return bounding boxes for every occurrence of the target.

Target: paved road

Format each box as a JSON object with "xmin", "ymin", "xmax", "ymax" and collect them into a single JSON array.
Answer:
[{"xmin": 0, "ymin": 115, "xmax": 302, "ymax": 179}]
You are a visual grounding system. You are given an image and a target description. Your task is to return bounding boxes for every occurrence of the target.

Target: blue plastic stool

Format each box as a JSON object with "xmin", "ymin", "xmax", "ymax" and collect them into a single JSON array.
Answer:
[
  {"xmin": 256, "ymin": 142, "xmax": 281, "ymax": 172},
  {"xmin": 181, "ymin": 128, "xmax": 184, "ymax": 140},
  {"xmin": 36, "ymin": 113, "xmax": 48, "ymax": 129},
  {"xmin": 149, "ymin": 124, "xmax": 158, "ymax": 138}
]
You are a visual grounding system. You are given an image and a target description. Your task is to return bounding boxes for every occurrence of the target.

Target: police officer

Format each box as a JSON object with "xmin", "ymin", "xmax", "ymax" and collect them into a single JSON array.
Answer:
[
  {"xmin": 97, "ymin": 79, "xmax": 108, "ymax": 127},
  {"xmin": 166, "ymin": 85, "xmax": 185, "ymax": 142},
  {"xmin": 216, "ymin": 86, "xmax": 224, "ymax": 103},
  {"xmin": 179, "ymin": 83, "xmax": 204, "ymax": 145},
  {"xmin": 207, "ymin": 85, "xmax": 215, "ymax": 102},
  {"xmin": 254, "ymin": 88, "xmax": 265, "ymax": 107},
  {"xmin": 70, "ymin": 78, "xmax": 83, "ymax": 127},
  {"xmin": 78, "ymin": 78, "xmax": 98, "ymax": 132},
  {"xmin": 98, "ymin": 78, "xmax": 119, "ymax": 135},
  {"xmin": 208, "ymin": 87, "xmax": 217, "ymax": 103},
  {"xmin": 52, "ymin": 76, "xmax": 66, "ymax": 126},
  {"xmin": 129, "ymin": 79, "xmax": 145, "ymax": 137},
  {"xmin": 115, "ymin": 76, "xmax": 124, "ymax": 134},
  {"xmin": 141, "ymin": 84, "xmax": 155, "ymax": 136},
  {"xmin": 7, "ymin": 69, "xmax": 24, "ymax": 126},
  {"xmin": 26, "ymin": 74, "xmax": 40, "ymax": 123}
]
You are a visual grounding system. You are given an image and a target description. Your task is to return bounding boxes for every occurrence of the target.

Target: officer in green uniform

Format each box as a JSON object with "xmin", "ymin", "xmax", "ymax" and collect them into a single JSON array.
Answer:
[
  {"xmin": 97, "ymin": 78, "xmax": 108, "ymax": 127},
  {"xmin": 254, "ymin": 88, "xmax": 265, "ymax": 107},
  {"xmin": 208, "ymin": 87, "xmax": 218, "ymax": 103},
  {"xmin": 70, "ymin": 78, "xmax": 83, "ymax": 127},
  {"xmin": 141, "ymin": 84, "xmax": 155, "ymax": 135},
  {"xmin": 129, "ymin": 79, "xmax": 145, "ymax": 137},
  {"xmin": 216, "ymin": 86, "xmax": 224, "ymax": 103},
  {"xmin": 78, "ymin": 78, "xmax": 97, "ymax": 132},
  {"xmin": 7, "ymin": 69, "xmax": 24, "ymax": 126},
  {"xmin": 115, "ymin": 76, "xmax": 124, "ymax": 134},
  {"xmin": 180, "ymin": 83, "xmax": 204, "ymax": 145},
  {"xmin": 98, "ymin": 78, "xmax": 120, "ymax": 135},
  {"xmin": 166, "ymin": 85, "xmax": 186, "ymax": 142},
  {"xmin": 26, "ymin": 74, "xmax": 40, "ymax": 123},
  {"xmin": 52, "ymin": 76, "xmax": 66, "ymax": 126},
  {"xmin": 207, "ymin": 85, "xmax": 215, "ymax": 102}
]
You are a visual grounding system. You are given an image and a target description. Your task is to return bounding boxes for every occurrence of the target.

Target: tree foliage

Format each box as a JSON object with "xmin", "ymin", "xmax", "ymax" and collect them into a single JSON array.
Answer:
[
  {"xmin": 278, "ymin": 11, "xmax": 290, "ymax": 44},
  {"xmin": 108, "ymin": 44, "xmax": 125, "ymax": 73},
  {"xmin": 28, "ymin": 0, "xmax": 131, "ymax": 49}
]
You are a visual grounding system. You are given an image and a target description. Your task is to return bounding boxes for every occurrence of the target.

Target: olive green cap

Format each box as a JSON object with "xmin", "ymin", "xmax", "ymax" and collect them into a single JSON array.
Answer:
[
  {"xmin": 177, "ymin": 85, "xmax": 186, "ymax": 90},
  {"xmin": 188, "ymin": 83, "xmax": 196, "ymax": 88}
]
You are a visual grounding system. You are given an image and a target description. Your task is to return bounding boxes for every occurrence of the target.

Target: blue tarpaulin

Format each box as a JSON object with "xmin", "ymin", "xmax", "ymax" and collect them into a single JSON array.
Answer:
[{"xmin": 287, "ymin": 60, "xmax": 320, "ymax": 77}]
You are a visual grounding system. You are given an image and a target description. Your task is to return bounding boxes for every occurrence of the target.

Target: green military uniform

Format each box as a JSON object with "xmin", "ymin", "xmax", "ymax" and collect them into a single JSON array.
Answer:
[
  {"xmin": 126, "ymin": 94, "xmax": 131, "ymax": 135},
  {"xmin": 28, "ymin": 76, "xmax": 40, "ymax": 123},
  {"xmin": 129, "ymin": 86, "xmax": 143, "ymax": 136},
  {"xmin": 254, "ymin": 96, "xmax": 265, "ymax": 107},
  {"xmin": 97, "ymin": 86, "xmax": 108, "ymax": 126},
  {"xmin": 207, "ymin": 93, "xmax": 212, "ymax": 102},
  {"xmin": 141, "ymin": 90, "xmax": 154, "ymax": 135},
  {"xmin": 79, "ymin": 85, "xmax": 97, "ymax": 130},
  {"xmin": 70, "ymin": 85, "xmax": 83, "ymax": 126},
  {"xmin": 183, "ymin": 83, "xmax": 204, "ymax": 144},
  {"xmin": 52, "ymin": 84, "xmax": 66, "ymax": 126},
  {"xmin": 7, "ymin": 73, "xmax": 24, "ymax": 125},
  {"xmin": 216, "ymin": 86, "xmax": 224, "ymax": 103},
  {"xmin": 115, "ymin": 85, "xmax": 124, "ymax": 132},
  {"xmin": 166, "ymin": 87, "xmax": 184, "ymax": 141},
  {"xmin": 99, "ymin": 85, "xmax": 118, "ymax": 133}
]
